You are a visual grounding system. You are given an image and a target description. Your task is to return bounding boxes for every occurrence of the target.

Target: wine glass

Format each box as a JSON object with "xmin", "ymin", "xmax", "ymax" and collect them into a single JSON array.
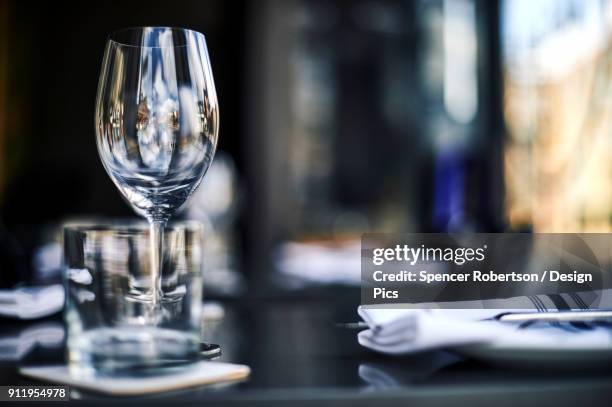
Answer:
[{"xmin": 95, "ymin": 27, "xmax": 218, "ymax": 310}]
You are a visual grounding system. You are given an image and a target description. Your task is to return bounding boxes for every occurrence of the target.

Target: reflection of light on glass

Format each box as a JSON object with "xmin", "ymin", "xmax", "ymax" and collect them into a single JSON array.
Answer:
[
  {"xmin": 136, "ymin": 31, "xmax": 180, "ymax": 173},
  {"xmin": 443, "ymin": 0, "xmax": 477, "ymax": 124},
  {"xmin": 503, "ymin": 0, "xmax": 612, "ymax": 232}
]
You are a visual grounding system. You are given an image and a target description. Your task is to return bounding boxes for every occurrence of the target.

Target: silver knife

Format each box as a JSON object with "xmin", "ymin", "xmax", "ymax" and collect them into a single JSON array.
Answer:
[{"xmin": 499, "ymin": 309, "xmax": 612, "ymax": 323}]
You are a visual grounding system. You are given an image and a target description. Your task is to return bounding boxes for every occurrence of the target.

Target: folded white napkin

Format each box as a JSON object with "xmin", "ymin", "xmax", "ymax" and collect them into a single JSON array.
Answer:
[
  {"xmin": 0, "ymin": 322, "xmax": 64, "ymax": 360},
  {"xmin": 276, "ymin": 240, "xmax": 361, "ymax": 286},
  {"xmin": 0, "ymin": 284, "xmax": 64, "ymax": 319},
  {"xmin": 358, "ymin": 290, "xmax": 612, "ymax": 354}
]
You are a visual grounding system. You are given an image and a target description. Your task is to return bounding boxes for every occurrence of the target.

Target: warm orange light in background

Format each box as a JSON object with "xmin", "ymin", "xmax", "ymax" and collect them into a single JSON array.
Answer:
[{"xmin": 504, "ymin": 0, "xmax": 612, "ymax": 232}]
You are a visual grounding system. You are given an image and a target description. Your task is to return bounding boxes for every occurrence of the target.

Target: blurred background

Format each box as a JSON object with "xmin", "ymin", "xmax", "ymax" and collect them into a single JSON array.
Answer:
[{"xmin": 0, "ymin": 0, "xmax": 611, "ymax": 294}]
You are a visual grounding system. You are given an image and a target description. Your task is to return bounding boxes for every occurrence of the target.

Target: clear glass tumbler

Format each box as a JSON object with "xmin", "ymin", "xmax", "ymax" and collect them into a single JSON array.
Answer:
[{"xmin": 64, "ymin": 221, "xmax": 203, "ymax": 373}]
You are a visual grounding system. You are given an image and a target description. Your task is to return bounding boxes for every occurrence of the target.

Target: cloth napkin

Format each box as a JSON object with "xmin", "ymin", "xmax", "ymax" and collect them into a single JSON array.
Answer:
[
  {"xmin": 0, "ymin": 284, "xmax": 64, "ymax": 319},
  {"xmin": 276, "ymin": 240, "xmax": 361, "ymax": 286},
  {"xmin": 0, "ymin": 322, "xmax": 64, "ymax": 360},
  {"xmin": 358, "ymin": 290, "xmax": 612, "ymax": 354}
]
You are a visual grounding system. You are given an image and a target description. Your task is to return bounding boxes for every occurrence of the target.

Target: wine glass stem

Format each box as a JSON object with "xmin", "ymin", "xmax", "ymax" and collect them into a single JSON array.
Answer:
[{"xmin": 150, "ymin": 219, "xmax": 167, "ymax": 314}]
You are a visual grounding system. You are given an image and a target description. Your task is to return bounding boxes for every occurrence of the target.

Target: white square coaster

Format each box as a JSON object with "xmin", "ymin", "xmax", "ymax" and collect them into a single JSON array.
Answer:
[{"xmin": 20, "ymin": 361, "xmax": 250, "ymax": 396}]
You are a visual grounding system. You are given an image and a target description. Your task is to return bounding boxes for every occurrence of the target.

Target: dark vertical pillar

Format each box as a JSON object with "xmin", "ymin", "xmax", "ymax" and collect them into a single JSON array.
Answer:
[{"xmin": 470, "ymin": 0, "xmax": 506, "ymax": 231}]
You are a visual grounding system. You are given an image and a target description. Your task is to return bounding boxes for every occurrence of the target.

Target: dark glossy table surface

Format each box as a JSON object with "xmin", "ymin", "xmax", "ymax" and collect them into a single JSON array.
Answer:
[{"xmin": 2, "ymin": 288, "xmax": 612, "ymax": 406}]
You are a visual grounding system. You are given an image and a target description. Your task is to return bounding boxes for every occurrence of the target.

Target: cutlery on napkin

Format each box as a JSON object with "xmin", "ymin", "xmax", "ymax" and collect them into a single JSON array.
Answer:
[{"xmin": 358, "ymin": 289, "xmax": 612, "ymax": 355}]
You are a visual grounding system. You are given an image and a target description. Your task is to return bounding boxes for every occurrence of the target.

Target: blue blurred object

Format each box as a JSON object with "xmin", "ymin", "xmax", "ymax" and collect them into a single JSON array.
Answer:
[{"xmin": 432, "ymin": 148, "xmax": 465, "ymax": 232}]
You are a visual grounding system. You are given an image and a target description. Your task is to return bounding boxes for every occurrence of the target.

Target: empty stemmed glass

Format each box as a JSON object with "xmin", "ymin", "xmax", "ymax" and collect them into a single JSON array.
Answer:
[{"xmin": 95, "ymin": 27, "xmax": 218, "ymax": 313}]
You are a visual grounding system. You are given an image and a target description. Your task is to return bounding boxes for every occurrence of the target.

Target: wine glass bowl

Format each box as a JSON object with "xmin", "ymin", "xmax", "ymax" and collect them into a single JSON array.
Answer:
[
  {"xmin": 96, "ymin": 27, "xmax": 218, "ymax": 223},
  {"xmin": 95, "ymin": 27, "xmax": 218, "ymax": 310}
]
